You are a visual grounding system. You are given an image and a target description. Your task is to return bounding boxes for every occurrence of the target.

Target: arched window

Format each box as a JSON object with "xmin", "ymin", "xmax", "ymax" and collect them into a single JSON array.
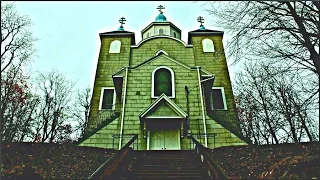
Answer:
[
  {"xmin": 152, "ymin": 67, "xmax": 175, "ymax": 98},
  {"xmin": 109, "ymin": 40, "xmax": 121, "ymax": 53},
  {"xmin": 159, "ymin": 28, "xmax": 164, "ymax": 35},
  {"xmin": 173, "ymin": 32, "xmax": 177, "ymax": 38},
  {"xmin": 202, "ymin": 38, "xmax": 215, "ymax": 52}
]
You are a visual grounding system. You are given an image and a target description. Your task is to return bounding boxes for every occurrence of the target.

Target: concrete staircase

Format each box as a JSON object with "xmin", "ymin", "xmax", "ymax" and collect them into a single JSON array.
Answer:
[{"xmin": 112, "ymin": 150, "xmax": 208, "ymax": 179}]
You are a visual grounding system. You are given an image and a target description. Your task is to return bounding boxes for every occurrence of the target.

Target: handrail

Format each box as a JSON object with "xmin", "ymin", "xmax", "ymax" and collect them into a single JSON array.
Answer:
[
  {"xmin": 189, "ymin": 135, "xmax": 228, "ymax": 179},
  {"xmin": 88, "ymin": 134, "xmax": 138, "ymax": 179}
]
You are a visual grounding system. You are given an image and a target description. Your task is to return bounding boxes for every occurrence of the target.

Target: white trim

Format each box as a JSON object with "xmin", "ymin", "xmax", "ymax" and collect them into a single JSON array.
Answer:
[
  {"xmin": 147, "ymin": 130, "xmax": 150, "ymax": 150},
  {"xmin": 154, "ymin": 50, "xmax": 169, "ymax": 56},
  {"xmin": 139, "ymin": 93, "xmax": 187, "ymax": 118},
  {"xmin": 119, "ymin": 67, "xmax": 129, "ymax": 150},
  {"xmin": 211, "ymin": 87, "xmax": 228, "ymax": 110},
  {"xmin": 202, "ymin": 38, "xmax": 215, "ymax": 52},
  {"xmin": 151, "ymin": 66, "xmax": 175, "ymax": 99},
  {"xmin": 99, "ymin": 87, "xmax": 116, "ymax": 110},
  {"xmin": 197, "ymin": 67, "xmax": 208, "ymax": 147},
  {"xmin": 145, "ymin": 116, "xmax": 182, "ymax": 119},
  {"xmin": 109, "ymin": 40, "xmax": 121, "ymax": 53}
]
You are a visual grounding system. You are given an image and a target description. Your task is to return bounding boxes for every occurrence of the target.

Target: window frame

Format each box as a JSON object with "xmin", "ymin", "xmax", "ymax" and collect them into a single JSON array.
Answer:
[
  {"xmin": 202, "ymin": 38, "xmax": 215, "ymax": 53},
  {"xmin": 211, "ymin": 87, "xmax": 227, "ymax": 110},
  {"xmin": 159, "ymin": 28, "xmax": 164, "ymax": 35},
  {"xmin": 151, "ymin": 66, "xmax": 175, "ymax": 99},
  {"xmin": 109, "ymin": 40, "xmax": 121, "ymax": 53},
  {"xmin": 99, "ymin": 87, "xmax": 116, "ymax": 110}
]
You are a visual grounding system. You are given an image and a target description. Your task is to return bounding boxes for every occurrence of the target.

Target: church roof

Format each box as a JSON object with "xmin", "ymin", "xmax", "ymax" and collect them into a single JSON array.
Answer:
[
  {"xmin": 155, "ymin": 13, "xmax": 167, "ymax": 22},
  {"xmin": 139, "ymin": 93, "xmax": 188, "ymax": 119},
  {"xmin": 99, "ymin": 30, "xmax": 136, "ymax": 45},
  {"xmin": 187, "ymin": 29, "xmax": 224, "ymax": 44}
]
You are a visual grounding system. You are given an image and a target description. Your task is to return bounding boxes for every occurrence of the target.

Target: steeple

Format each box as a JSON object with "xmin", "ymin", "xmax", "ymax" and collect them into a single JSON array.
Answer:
[
  {"xmin": 197, "ymin": 16, "xmax": 206, "ymax": 30},
  {"xmin": 141, "ymin": 5, "xmax": 181, "ymax": 40},
  {"xmin": 118, "ymin": 17, "xmax": 126, "ymax": 31},
  {"xmin": 155, "ymin": 5, "xmax": 167, "ymax": 22}
]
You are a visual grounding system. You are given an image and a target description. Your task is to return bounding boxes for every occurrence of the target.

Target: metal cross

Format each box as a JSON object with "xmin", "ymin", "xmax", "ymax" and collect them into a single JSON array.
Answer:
[
  {"xmin": 197, "ymin": 16, "xmax": 204, "ymax": 25},
  {"xmin": 157, "ymin": 5, "xmax": 165, "ymax": 13},
  {"xmin": 119, "ymin": 17, "xmax": 126, "ymax": 26}
]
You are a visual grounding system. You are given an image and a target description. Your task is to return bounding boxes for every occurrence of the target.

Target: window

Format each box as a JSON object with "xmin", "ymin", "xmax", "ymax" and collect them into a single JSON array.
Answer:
[
  {"xmin": 99, "ymin": 87, "xmax": 116, "ymax": 110},
  {"xmin": 211, "ymin": 87, "xmax": 227, "ymax": 110},
  {"xmin": 147, "ymin": 32, "xmax": 150, "ymax": 38},
  {"xmin": 202, "ymin": 38, "xmax": 215, "ymax": 52},
  {"xmin": 159, "ymin": 28, "xmax": 164, "ymax": 35},
  {"xmin": 152, "ymin": 67, "xmax": 175, "ymax": 98},
  {"xmin": 109, "ymin": 40, "xmax": 121, "ymax": 53},
  {"xmin": 173, "ymin": 32, "xmax": 177, "ymax": 38}
]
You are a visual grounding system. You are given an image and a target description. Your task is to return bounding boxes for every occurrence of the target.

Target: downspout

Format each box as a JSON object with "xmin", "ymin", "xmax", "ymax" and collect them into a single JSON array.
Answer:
[
  {"xmin": 119, "ymin": 66, "xmax": 129, "ymax": 150},
  {"xmin": 196, "ymin": 66, "xmax": 208, "ymax": 147}
]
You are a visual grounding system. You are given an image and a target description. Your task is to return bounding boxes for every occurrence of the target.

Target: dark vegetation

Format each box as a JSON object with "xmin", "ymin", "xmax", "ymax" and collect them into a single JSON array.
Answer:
[{"xmin": 1, "ymin": 142, "xmax": 319, "ymax": 179}]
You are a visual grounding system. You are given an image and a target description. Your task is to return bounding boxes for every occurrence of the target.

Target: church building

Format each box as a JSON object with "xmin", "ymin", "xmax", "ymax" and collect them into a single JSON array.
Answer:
[{"xmin": 78, "ymin": 6, "xmax": 249, "ymax": 150}]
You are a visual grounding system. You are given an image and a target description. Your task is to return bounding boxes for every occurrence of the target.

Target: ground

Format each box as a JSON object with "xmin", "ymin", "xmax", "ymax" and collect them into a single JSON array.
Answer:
[
  {"xmin": 1, "ymin": 142, "xmax": 319, "ymax": 179},
  {"xmin": 209, "ymin": 142, "xmax": 319, "ymax": 179}
]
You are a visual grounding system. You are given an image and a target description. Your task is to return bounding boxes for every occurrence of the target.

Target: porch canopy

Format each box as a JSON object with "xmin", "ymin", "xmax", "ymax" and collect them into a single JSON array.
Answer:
[{"xmin": 139, "ymin": 94, "xmax": 188, "ymax": 137}]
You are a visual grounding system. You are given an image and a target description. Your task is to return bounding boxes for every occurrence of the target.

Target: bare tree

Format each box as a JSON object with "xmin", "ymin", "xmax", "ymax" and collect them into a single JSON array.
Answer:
[
  {"xmin": 1, "ymin": 2, "xmax": 36, "ymax": 73},
  {"xmin": 204, "ymin": 1, "xmax": 319, "ymax": 75},
  {"xmin": 72, "ymin": 86, "xmax": 91, "ymax": 138},
  {"xmin": 1, "ymin": 2, "xmax": 37, "ymax": 142},
  {"xmin": 33, "ymin": 69, "xmax": 76, "ymax": 143},
  {"xmin": 235, "ymin": 62, "xmax": 318, "ymax": 144}
]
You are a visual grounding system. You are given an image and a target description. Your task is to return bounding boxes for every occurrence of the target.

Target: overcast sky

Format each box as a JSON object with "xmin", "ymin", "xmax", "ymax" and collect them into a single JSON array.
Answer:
[{"xmin": 11, "ymin": 1, "xmax": 234, "ymax": 90}]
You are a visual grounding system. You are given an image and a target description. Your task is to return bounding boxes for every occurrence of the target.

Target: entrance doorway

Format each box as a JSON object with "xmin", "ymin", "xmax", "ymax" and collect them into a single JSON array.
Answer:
[
  {"xmin": 149, "ymin": 129, "xmax": 180, "ymax": 150},
  {"xmin": 146, "ymin": 119, "xmax": 181, "ymax": 150}
]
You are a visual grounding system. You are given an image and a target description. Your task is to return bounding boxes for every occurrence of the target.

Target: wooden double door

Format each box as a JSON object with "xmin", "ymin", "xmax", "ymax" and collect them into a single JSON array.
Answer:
[{"xmin": 149, "ymin": 129, "xmax": 180, "ymax": 150}]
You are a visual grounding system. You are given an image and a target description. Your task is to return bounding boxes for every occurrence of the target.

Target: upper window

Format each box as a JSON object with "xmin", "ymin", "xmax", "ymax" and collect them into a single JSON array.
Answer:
[
  {"xmin": 173, "ymin": 32, "xmax": 177, "ymax": 38},
  {"xmin": 152, "ymin": 67, "xmax": 175, "ymax": 98},
  {"xmin": 109, "ymin": 40, "xmax": 121, "ymax": 53},
  {"xmin": 202, "ymin": 38, "xmax": 215, "ymax": 52},
  {"xmin": 211, "ymin": 87, "xmax": 227, "ymax": 110},
  {"xmin": 147, "ymin": 32, "xmax": 150, "ymax": 38},
  {"xmin": 99, "ymin": 87, "xmax": 116, "ymax": 110},
  {"xmin": 159, "ymin": 28, "xmax": 164, "ymax": 35}
]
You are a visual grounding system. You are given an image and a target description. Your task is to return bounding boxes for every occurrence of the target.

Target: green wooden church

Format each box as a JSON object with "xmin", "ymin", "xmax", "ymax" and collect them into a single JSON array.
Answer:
[{"xmin": 78, "ymin": 6, "xmax": 249, "ymax": 150}]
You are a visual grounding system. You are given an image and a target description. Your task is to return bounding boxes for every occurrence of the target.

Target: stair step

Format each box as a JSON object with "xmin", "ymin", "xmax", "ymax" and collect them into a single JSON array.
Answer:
[{"xmin": 134, "ymin": 175, "xmax": 205, "ymax": 180}]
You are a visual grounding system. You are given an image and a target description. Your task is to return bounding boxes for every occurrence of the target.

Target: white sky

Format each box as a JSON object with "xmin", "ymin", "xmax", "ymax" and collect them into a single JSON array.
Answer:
[{"xmin": 11, "ymin": 1, "xmax": 235, "ymax": 90}]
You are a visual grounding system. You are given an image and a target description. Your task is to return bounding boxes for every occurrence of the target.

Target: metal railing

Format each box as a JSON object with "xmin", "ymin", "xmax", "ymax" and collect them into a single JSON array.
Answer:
[
  {"xmin": 189, "ymin": 133, "xmax": 217, "ymax": 149},
  {"xmin": 207, "ymin": 109, "xmax": 251, "ymax": 144},
  {"xmin": 189, "ymin": 135, "xmax": 228, "ymax": 179},
  {"xmin": 112, "ymin": 134, "xmax": 139, "ymax": 150},
  {"xmin": 89, "ymin": 104, "xmax": 120, "ymax": 130},
  {"xmin": 88, "ymin": 134, "xmax": 138, "ymax": 179}
]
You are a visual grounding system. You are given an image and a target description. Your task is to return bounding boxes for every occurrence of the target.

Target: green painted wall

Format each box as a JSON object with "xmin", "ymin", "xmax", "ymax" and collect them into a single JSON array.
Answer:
[{"xmin": 79, "ymin": 32, "xmax": 247, "ymax": 150}]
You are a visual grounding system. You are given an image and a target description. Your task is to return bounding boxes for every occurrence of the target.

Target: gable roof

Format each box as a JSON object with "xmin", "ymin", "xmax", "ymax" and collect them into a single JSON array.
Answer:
[
  {"xmin": 188, "ymin": 29, "xmax": 224, "ymax": 44},
  {"xmin": 139, "ymin": 93, "xmax": 187, "ymax": 119},
  {"xmin": 128, "ymin": 53, "xmax": 213, "ymax": 75},
  {"xmin": 99, "ymin": 30, "xmax": 136, "ymax": 45}
]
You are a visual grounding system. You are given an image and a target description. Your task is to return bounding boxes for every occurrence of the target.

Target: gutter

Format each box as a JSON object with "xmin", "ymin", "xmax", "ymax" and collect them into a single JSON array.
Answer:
[
  {"xmin": 196, "ymin": 66, "xmax": 208, "ymax": 147},
  {"xmin": 118, "ymin": 67, "xmax": 129, "ymax": 150}
]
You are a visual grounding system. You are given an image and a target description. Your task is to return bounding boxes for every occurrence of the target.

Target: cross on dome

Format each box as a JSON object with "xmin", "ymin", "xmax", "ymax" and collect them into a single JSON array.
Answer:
[
  {"xmin": 118, "ymin": 17, "xmax": 126, "ymax": 31},
  {"xmin": 157, "ymin": 5, "xmax": 165, "ymax": 14},
  {"xmin": 197, "ymin": 16, "xmax": 206, "ymax": 30},
  {"xmin": 119, "ymin": 17, "xmax": 126, "ymax": 26},
  {"xmin": 197, "ymin": 16, "xmax": 204, "ymax": 25}
]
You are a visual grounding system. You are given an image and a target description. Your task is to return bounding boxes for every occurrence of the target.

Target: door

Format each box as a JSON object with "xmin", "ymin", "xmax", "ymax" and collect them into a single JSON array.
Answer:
[{"xmin": 149, "ymin": 129, "xmax": 180, "ymax": 150}]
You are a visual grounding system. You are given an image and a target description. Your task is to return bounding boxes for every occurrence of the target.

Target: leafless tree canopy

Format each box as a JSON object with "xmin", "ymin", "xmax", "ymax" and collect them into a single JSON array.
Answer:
[
  {"xmin": 1, "ymin": 3, "xmax": 36, "ymax": 73},
  {"xmin": 235, "ymin": 62, "xmax": 318, "ymax": 144},
  {"xmin": 1, "ymin": 3, "xmax": 92, "ymax": 143},
  {"xmin": 203, "ymin": 1, "xmax": 319, "ymax": 144},
  {"xmin": 204, "ymin": 1, "xmax": 319, "ymax": 75}
]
